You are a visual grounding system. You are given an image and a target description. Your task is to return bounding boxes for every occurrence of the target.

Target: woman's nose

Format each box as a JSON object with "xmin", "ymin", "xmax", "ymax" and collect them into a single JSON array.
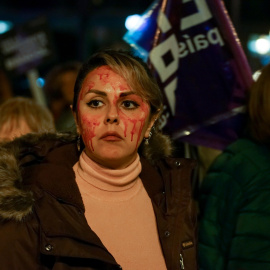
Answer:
[{"xmin": 105, "ymin": 106, "xmax": 119, "ymax": 124}]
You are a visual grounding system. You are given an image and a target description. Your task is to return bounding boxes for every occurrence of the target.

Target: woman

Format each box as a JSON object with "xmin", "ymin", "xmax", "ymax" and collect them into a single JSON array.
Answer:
[
  {"xmin": 199, "ymin": 63, "xmax": 270, "ymax": 270},
  {"xmin": 0, "ymin": 50, "xmax": 197, "ymax": 270}
]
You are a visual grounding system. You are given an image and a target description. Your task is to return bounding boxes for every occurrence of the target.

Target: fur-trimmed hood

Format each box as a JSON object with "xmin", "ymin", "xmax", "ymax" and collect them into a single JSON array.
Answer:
[
  {"xmin": 0, "ymin": 131, "xmax": 173, "ymax": 222},
  {"xmin": 0, "ymin": 132, "xmax": 77, "ymax": 222}
]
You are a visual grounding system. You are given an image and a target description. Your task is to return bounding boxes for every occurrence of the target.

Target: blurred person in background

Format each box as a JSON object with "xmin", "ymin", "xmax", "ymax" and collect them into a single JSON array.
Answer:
[
  {"xmin": 44, "ymin": 61, "xmax": 81, "ymax": 132},
  {"xmin": 0, "ymin": 96, "xmax": 55, "ymax": 141},
  {"xmin": 198, "ymin": 63, "xmax": 270, "ymax": 270},
  {"xmin": 0, "ymin": 50, "xmax": 197, "ymax": 270},
  {"xmin": 0, "ymin": 69, "xmax": 13, "ymax": 104}
]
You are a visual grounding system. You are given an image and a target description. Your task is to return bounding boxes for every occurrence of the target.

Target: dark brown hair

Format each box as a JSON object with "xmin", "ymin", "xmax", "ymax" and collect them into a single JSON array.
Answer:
[{"xmin": 44, "ymin": 61, "xmax": 81, "ymax": 103}]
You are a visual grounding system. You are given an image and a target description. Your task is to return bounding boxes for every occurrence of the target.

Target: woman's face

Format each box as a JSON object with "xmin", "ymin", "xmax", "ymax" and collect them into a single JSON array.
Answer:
[{"xmin": 75, "ymin": 66, "xmax": 155, "ymax": 169}]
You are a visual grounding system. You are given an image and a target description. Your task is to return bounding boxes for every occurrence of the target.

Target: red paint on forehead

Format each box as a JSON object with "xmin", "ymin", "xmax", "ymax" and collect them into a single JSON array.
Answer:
[
  {"xmin": 88, "ymin": 81, "xmax": 95, "ymax": 90},
  {"xmin": 119, "ymin": 83, "xmax": 129, "ymax": 92},
  {"xmin": 95, "ymin": 66, "xmax": 130, "ymax": 91},
  {"xmin": 93, "ymin": 66, "xmax": 111, "ymax": 85}
]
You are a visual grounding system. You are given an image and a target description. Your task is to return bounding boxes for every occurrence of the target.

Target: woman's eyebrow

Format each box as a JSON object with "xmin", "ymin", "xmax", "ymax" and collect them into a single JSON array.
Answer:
[
  {"xmin": 84, "ymin": 89, "xmax": 137, "ymax": 98},
  {"xmin": 85, "ymin": 89, "xmax": 107, "ymax": 96},
  {"xmin": 119, "ymin": 91, "xmax": 137, "ymax": 97}
]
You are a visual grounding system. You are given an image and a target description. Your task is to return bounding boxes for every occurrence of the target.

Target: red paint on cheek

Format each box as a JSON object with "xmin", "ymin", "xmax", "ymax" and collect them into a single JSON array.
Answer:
[
  {"xmin": 130, "ymin": 119, "xmax": 139, "ymax": 141},
  {"xmin": 80, "ymin": 117, "xmax": 100, "ymax": 152},
  {"xmin": 119, "ymin": 108, "xmax": 149, "ymax": 149},
  {"xmin": 134, "ymin": 118, "xmax": 146, "ymax": 148},
  {"xmin": 135, "ymin": 103, "xmax": 152, "ymax": 146},
  {"xmin": 126, "ymin": 117, "xmax": 146, "ymax": 149},
  {"xmin": 123, "ymin": 118, "xmax": 128, "ymax": 137},
  {"xmin": 131, "ymin": 102, "xmax": 151, "ymax": 148}
]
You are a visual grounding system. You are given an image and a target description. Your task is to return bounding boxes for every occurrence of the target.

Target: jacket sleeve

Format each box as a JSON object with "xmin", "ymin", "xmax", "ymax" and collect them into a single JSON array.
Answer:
[
  {"xmin": 198, "ymin": 148, "xmax": 270, "ymax": 270},
  {"xmin": 198, "ymin": 154, "xmax": 243, "ymax": 270},
  {"xmin": 0, "ymin": 217, "xmax": 41, "ymax": 269}
]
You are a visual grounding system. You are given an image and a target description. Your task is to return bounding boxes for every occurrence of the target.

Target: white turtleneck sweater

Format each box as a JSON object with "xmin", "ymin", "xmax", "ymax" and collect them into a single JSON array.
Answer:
[{"xmin": 73, "ymin": 151, "xmax": 167, "ymax": 270}]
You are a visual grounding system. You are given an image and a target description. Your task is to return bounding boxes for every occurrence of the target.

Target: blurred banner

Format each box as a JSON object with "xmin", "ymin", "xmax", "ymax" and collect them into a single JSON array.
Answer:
[
  {"xmin": 124, "ymin": 0, "xmax": 253, "ymax": 149},
  {"xmin": 0, "ymin": 16, "xmax": 55, "ymax": 76},
  {"xmin": 0, "ymin": 16, "xmax": 55, "ymax": 105}
]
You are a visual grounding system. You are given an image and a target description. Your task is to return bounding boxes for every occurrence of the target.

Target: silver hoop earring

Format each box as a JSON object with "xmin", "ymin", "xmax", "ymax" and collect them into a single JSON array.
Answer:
[{"xmin": 77, "ymin": 136, "xmax": 81, "ymax": 152}]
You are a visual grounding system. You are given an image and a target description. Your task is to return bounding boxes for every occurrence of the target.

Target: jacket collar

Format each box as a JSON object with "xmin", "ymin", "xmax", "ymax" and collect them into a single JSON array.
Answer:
[
  {"xmin": 0, "ymin": 132, "xmax": 78, "ymax": 221},
  {"xmin": 0, "ymin": 132, "xmax": 165, "ymax": 222},
  {"xmin": 35, "ymin": 153, "xmax": 166, "ymax": 212},
  {"xmin": 0, "ymin": 131, "xmax": 195, "ymax": 222}
]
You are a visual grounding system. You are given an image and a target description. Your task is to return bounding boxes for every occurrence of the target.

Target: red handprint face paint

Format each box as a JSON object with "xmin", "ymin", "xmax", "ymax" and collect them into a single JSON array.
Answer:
[{"xmin": 76, "ymin": 66, "xmax": 154, "ymax": 169}]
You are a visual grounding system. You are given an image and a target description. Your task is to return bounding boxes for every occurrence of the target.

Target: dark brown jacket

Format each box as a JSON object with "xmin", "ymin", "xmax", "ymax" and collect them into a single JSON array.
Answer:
[{"xmin": 0, "ymin": 133, "xmax": 197, "ymax": 270}]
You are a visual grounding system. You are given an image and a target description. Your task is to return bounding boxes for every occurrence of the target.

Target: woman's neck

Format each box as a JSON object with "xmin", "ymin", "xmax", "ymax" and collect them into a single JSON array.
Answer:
[{"xmin": 76, "ymin": 151, "xmax": 142, "ymax": 193}]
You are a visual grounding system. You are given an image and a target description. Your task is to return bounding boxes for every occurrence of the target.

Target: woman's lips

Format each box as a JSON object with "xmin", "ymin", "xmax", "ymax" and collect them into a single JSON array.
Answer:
[{"xmin": 100, "ymin": 132, "xmax": 122, "ymax": 141}]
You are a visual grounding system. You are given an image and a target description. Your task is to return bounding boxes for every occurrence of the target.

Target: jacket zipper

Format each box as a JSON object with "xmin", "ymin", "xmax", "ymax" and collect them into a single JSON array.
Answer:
[{"xmin": 180, "ymin": 253, "xmax": 185, "ymax": 269}]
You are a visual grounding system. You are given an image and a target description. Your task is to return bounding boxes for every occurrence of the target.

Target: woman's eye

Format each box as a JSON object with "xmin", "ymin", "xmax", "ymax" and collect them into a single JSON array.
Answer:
[
  {"xmin": 122, "ymin": 100, "xmax": 139, "ymax": 109},
  {"xmin": 87, "ymin": 100, "xmax": 103, "ymax": 108}
]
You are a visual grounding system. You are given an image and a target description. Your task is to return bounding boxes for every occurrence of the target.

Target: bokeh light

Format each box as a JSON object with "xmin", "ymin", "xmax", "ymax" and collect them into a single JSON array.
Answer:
[{"xmin": 125, "ymin": 14, "xmax": 143, "ymax": 31}]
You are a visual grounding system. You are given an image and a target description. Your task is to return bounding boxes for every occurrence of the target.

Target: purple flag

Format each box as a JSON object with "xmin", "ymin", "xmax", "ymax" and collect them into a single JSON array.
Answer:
[{"xmin": 124, "ymin": 0, "xmax": 253, "ymax": 149}]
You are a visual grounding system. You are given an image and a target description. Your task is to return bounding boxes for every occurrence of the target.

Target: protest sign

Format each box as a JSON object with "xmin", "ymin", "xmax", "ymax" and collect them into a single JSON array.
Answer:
[
  {"xmin": 0, "ymin": 16, "xmax": 55, "ymax": 105},
  {"xmin": 124, "ymin": 0, "xmax": 253, "ymax": 149},
  {"xmin": 0, "ymin": 16, "xmax": 54, "ymax": 76}
]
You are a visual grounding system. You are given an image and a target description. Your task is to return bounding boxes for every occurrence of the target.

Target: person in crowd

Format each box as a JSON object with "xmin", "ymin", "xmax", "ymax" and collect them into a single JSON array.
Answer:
[
  {"xmin": 0, "ymin": 69, "xmax": 13, "ymax": 104},
  {"xmin": 198, "ymin": 63, "xmax": 270, "ymax": 270},
  {"xmin": 196, "ymin": 145, "xmax": 221, "ymax": 183},
  {"xmin": 44, "ymin": 61, "xmax": 81, "ymax": 131},
  {"xmin": 0, "ymin": 96, "xmax": 55, "ymax": 141},
  {"xmin": 0, "ymin": 50, "xmax": 198, "ymax": 270}
]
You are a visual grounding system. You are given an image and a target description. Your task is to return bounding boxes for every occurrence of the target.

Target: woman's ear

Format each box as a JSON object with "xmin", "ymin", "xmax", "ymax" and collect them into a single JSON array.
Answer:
[
  {"xmin": 144, "ymin": 115, "xmax": 158, "ymax": 138},
  {"xmin": 145, "ymin": 108, "xmax": 162, "ymax": 137}
]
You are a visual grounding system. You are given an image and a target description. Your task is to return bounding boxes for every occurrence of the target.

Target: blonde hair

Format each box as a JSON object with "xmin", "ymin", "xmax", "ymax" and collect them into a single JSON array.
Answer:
[
  {"xmin": 0, "ymin": 97, "xmax": 55, "ymax": 134},
  {"xmin": 248, "ymin": 64, "xmax": 270, "ymax": 144}
]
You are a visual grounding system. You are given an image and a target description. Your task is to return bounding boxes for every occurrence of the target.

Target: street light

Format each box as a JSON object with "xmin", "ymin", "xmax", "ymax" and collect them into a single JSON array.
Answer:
[
  {"xmin": 125, "ymin": 14, "xmax": 143, "ymax": 31},
  {"xmin": 248, "ymin": 34, "xmax": 270, "ymax": 55},
  {"xmin": 0, "ymin": 21, "xmax": 13, "ymax": 34}
]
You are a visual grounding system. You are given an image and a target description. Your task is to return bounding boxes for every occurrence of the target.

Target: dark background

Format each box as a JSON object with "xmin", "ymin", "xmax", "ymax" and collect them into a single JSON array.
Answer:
[{"xmin": 0, "ymin": 0, "xmax": 269, "ymax": 95}]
